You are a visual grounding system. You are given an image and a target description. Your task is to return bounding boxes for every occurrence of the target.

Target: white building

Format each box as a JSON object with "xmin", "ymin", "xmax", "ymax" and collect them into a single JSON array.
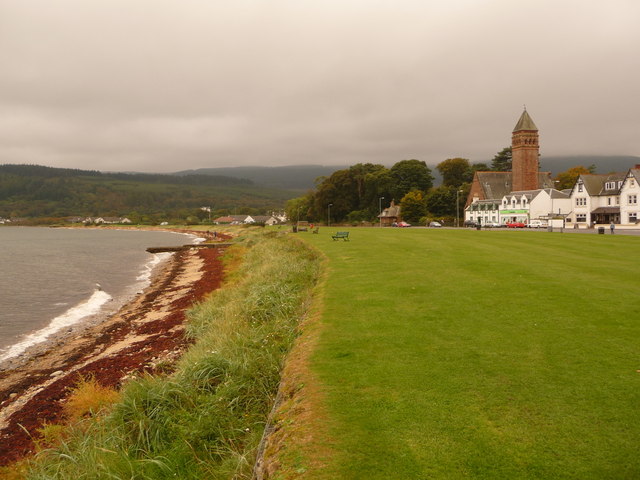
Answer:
[
  {"xmin": 619, "ymin": 167, "xmax": 640, "ymax": 226},
  {"xmin": 466, "ymin": 188, "xmax": 570, "ymax": 226},
  {"xmin": 567, "ymin": 173, "xmax": 625, "ymax": 227}
]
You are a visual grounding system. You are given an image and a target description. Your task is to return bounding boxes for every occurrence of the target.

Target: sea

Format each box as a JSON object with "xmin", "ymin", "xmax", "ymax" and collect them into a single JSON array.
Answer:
[{"xmin": 0, "ymin": 227, "xmax": 198, "ymax": 364}]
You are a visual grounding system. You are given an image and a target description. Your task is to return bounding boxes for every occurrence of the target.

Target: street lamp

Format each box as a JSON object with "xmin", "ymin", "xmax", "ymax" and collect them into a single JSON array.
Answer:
[
  {"xmin": 549, "ymin": 180, "xmax": 559, "ymax": 232},
  {"xmin": 328, "ymin": 203, "xmax": 332, "ymax": 227},
  {"xmin": 379, "ymin": 197, "xmax": 385, "ymax": 228},
  {"xmin": 456, "ymin": 190, "xmax": 463, "ymax": 227}
]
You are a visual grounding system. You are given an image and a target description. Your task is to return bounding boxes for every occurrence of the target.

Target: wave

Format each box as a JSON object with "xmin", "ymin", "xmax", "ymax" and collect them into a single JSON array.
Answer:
[
  {"xmin": 0, "ymin": 288, "xmax": 113, "ymax": 362},
  {"xmin": 136, "ymin": 252, "xmax": 172, "ymax": 282}
]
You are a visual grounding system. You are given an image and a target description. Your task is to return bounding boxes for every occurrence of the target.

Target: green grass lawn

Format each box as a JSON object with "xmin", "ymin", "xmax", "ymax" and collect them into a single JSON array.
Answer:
[{"xmin": 302, "ymin": 228, "xmax": 640, "ymax": 479}]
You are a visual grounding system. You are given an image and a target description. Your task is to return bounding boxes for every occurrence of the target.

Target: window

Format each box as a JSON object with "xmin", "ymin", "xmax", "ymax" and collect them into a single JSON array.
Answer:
[
  {"xmin": 616, "ymin": 196, "xmax": 620, "ymax": 205},
  {"xmin": 629, "ymin": 212, "xmax": 638, "ymax": 223},
  {"xmin": 575, "ymin": 198, "xmax": 587, "ymax": 206},
  {"xmin": 578, "ymin": 183, "xmax": 583, "ymax": 192},
  {"xmin": 522, "ymin": 198, "xmax": 528, "ymax": 206},
  {"xmin": 512, "ymin": 198, "xmax": 516, "ymax": 207},
  {"xmin": 605, "ymin": 181, "xmax": 616, "ymax": 190},
  {"xmin": 629, "ymin": 194, "xmax": 638, "ymax": 205},
  {"xmin": 576, "ymin": 214, "xmax": 587, "ymax": 222},
  {"xmin": 607, "ymin": 197, "xmax": 611, "ymax": 205},
  {"xmin": 618, "ymin": 181, "xmax": 623, "ymax": 189},
  {"xmin": 631, "ymin": 179, "xmax": 636, "ymax": 187}
]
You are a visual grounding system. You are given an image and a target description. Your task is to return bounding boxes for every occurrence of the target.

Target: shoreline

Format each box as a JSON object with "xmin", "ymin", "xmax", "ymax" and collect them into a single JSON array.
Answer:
[{"xmin": 0, "ymin": 234, "xmax": 230, "ymax": 466}]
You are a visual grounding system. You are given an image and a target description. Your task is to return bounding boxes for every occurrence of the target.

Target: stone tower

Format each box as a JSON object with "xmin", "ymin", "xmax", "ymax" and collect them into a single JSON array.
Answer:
[{"xmin": 511, "ymin": 109, "xmax": 539, "ymax": 191}]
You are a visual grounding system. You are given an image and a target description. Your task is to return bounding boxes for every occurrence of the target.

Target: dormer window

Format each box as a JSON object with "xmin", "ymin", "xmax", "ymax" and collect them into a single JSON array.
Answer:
[
  {"xmin": 605, "ymin": 181, "xmax": 616, "ymax": 190},
  {"xmin": 522, "ymin": 198, "xmax": 527, "ymax": 206},
  {"xmin": 511, "ymin": 198, "xmax": 517, "ymax": 207},
  {"xmin": 618, "ymin": 181, "xmax": 623, "ymax": 189}
]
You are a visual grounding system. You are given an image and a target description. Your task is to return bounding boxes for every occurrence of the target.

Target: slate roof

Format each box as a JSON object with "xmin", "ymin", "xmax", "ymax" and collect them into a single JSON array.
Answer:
[
  {"xmin": 475, "ymin": 172, "xmax": 512, "ymax": 200},
  {"xmin": 513, "ymin": 109, "xmax": 538, "ymax": 132},
  {"xmin": 626, "ymin": 168, "xmax": 640, "ymax": 186},
  {"xmin": 574, "ymin": 173, "xmax": 625, "ymax": 196},
  {"xmin": 379, "ymin": 200, "xmax": 400, "ymax": 218},
  {"xmin": 475, "ymin": 171, "xmax": 553, "ymax": 201}
]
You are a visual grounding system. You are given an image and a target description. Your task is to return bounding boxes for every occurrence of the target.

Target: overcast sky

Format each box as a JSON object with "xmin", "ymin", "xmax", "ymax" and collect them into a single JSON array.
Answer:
[{"xmin": 1, "ymin": 1, "xmax": 638, "ymax": 173}]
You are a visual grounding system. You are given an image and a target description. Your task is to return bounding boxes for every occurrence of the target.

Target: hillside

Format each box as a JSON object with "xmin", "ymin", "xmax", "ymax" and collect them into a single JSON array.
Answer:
[
  {"xmin": 540, "ymin": 155, "xmax": 640, "ymax": 175},
  {"xmin": 0, "ymin": 164, "xmax": 294, "ymax": 221},
  {"xmin": 174, "ymin": 165, "xmax": 346, "ymax": 191},
  {"xmin": 174, "ymin": 156, "xmax": 640, "ymax": 191}
]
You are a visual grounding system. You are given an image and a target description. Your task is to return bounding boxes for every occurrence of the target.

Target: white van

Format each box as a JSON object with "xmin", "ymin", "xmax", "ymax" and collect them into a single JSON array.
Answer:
[{"xmin": 527, "ymin": 220, "xmax": 548, "ymax": 228}]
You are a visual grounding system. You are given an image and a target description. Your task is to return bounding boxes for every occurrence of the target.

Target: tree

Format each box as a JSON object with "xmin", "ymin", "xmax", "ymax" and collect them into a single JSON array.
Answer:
[
  {"xmin": 436, "ymin": 158, "xmax": 471, "ymax": 187},
  {"xmin": 491, "ymin": 147, "xmax": 512, "ymax": 172},
  {"xmin": 399, "ymin": 190, "xmax": 426, "ymax": 224},
  {"xmin": 554, "ymin": 165, "xmax": 596, "ymax": 190},
  {"xmin": 285, "ymin": 194, "xmax": 314, "ymax": 223},
  {"xmin": 390, "ymin": 159, "xmax": 434, "ymax": 200},
  {"xmin": 425, "ymin": 186, "xmax": 458, "ymax": 217}
]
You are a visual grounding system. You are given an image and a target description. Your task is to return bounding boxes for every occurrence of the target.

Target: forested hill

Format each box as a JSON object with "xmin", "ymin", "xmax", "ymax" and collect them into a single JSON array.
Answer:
[
  {"xmin": 174, "ymin": 165, "xmax": 346, "ymax": 191},
  {"xmin": 0, "ymin": 164, "xmax": 253, "ymax": 186},
  {"xmin": 174, "ymin": 157, "xmax": 640, "ymax": 190},
  {"xmin": 540, "ymin": 155, "xmax": 640, "ymax": 175},
  {"xmin": 0, "ymin": 164, "xmax": 293, "ymax": 221}
]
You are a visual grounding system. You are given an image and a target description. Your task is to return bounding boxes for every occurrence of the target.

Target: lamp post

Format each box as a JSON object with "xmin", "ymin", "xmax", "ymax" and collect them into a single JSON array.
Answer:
[
  {"xmin": 549, "ymin": 180, "xmax": 559, "ymax": 232},
  {"xmin": 379, "ymin": 197, "xmax": 385, "ymax": 228},
  {"xmin": 328, "ymin": 203, "xmax": 332, "ymax": 227},
  {"xmin": 456, "ymin": 189, "xmax": 463, "ymax": 227}
]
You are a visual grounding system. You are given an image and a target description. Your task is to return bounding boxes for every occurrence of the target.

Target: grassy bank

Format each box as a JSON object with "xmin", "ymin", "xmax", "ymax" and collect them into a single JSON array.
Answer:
[
  {"xmin": 22, "ymin": 229, "xmax": 321, "ymax": 479},
  {"xmin": 296, "ymin": 228, "xmax": 640, "ymax": 479}
]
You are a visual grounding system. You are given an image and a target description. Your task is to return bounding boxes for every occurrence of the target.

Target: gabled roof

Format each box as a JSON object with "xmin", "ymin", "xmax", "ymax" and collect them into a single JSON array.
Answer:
[
  {"xmin": 513, "ymin": 109, "xmax": 538, "ymax": 132},
  {"xmin": 626, "ymin": 168, "xmax": 640, "ymax": 185},
  {"xmin": 476, "ymin": 171, "xmax": 512, "ymax": 200},
  {"xmin": 573, "ymin": 173, "xmax": 625, "ymax": 196},
  {"xmin": 251, "ymin": 215, "xmax": 276, "ymax": 223},
  {"xmin": 379, "ymin": 200, "xmax": 400, "ymax": 218},
  {"xmin": 475, "ymin": 171, "xmax": 552, "ymax": 201}
]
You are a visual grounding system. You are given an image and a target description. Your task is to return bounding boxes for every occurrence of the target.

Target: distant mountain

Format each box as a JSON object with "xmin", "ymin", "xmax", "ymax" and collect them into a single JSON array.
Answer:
[
  {"xmin": 540, "ymin": 155, "xmax": 640, "ymax": 176},
  {"xmin": 174, "ymin": 165, "xmax": 346, "ymax": 191}
]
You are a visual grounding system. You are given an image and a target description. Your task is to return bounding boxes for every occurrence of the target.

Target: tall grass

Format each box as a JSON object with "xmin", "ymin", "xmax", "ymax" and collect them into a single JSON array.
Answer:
[{"xmin": 26, "ymin": 229, "xmax": 320, "ymax": 479}]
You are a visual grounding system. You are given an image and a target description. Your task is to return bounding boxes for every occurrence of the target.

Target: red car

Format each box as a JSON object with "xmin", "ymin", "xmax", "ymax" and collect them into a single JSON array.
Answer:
[{"xmin": 506, "ymin": 222, "xmax": 526, "ymax": 228}]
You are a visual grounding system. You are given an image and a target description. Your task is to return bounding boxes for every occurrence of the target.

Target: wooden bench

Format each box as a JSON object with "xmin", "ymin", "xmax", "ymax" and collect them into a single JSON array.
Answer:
[{"xmin": 332, "ymin": 231, "xmax": 349, "ymax": 241}]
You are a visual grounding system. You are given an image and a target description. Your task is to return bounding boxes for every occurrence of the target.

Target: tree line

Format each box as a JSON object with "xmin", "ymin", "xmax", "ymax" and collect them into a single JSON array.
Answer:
[{"xmin": 285, "ymin": 148, "xmax": 514, "ymax": 225}]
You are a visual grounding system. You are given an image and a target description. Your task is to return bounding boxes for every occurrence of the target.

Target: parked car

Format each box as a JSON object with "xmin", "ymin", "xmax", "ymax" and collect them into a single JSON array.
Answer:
[
  {"xmin": 396, "ymin": 221, "xmax": 411, "ymax": 227},
  {"xmin": 463, "ymin": 220, "xmax": 478, "ymax": 227},
  {"xmin": 429, "ymin": 221, "xmax": 442, "ymax": 228},
  {"xmin": 485, "ymin": 222, "xmax": 502, "ymax": 228},
  {"xmin": 506, "ymin": 221, "xmax": 526, "ymax": 228},
  {"xmin": 527, "ymin": 220, "xmax": 548, "ymax": 228}
]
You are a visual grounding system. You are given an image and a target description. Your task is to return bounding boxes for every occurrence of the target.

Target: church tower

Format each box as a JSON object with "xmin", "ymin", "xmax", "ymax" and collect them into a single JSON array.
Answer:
[{"xmin": 511, "ymin": 108, "xmax": 539, "ymax": 191}]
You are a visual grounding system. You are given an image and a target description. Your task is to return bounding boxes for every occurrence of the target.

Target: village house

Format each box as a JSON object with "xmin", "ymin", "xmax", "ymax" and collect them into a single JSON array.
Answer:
[
  {"xmin": 620, "ymin": 166, "xmax": 640, "ymax": 225},
  {"xmin": 565, "ymin": 166, "xmax": 640, "ymax": 227},
  {"xmin": 378, "ymin": 200, "xmax": 401, "ymax": 226}
]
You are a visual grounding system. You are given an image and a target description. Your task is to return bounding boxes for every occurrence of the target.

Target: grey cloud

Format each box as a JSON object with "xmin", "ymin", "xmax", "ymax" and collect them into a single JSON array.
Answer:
[{"xmin": 0, "ymin": 0, "xmax": 639, "ymax": 172}]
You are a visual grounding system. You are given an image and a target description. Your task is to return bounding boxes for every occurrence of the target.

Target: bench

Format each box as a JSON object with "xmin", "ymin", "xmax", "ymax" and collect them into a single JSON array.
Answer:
[{"xmin": 332, "ymin": 231, "xmax": 349, "ymax": 241}]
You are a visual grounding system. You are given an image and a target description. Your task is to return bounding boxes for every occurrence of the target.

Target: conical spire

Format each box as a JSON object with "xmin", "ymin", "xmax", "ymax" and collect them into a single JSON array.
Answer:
[{"xmin": 513, "ymin": 108, "xmax": 538, "ymax": 132}]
